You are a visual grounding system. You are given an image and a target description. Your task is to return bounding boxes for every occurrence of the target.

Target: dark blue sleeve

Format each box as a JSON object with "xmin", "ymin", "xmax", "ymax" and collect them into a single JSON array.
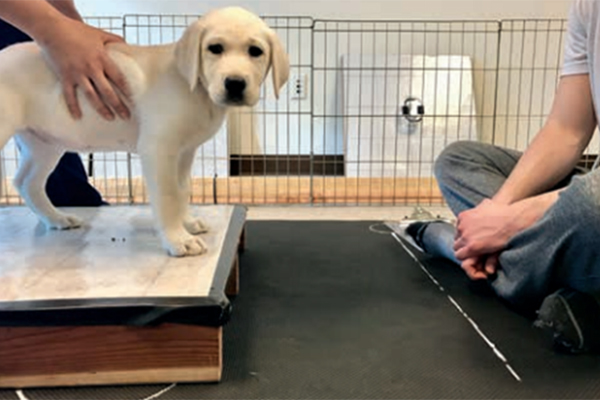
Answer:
[{"xmin": 0, "ymin": 19, "xmax": 32, "ymax": 49}]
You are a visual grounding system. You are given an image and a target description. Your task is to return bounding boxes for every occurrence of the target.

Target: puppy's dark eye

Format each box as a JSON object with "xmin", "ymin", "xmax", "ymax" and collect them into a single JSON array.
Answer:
[
  {"xmin": 249, "ymin": 46, "xmax": 263, "ymax": 58},
  {"xmin": 208, "ymin": 44, "xmax": 224, "ymax": 55}
]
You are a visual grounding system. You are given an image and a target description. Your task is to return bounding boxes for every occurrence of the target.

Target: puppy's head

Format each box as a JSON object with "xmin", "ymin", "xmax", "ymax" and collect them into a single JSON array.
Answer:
[{"xmin": 175, "ymin": 7, "xmax": 290, "ymax": 107}]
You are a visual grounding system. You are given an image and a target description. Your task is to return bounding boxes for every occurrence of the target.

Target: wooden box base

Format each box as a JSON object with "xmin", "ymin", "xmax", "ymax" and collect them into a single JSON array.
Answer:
[{"xmin": 0, "ymin": 323, "xmax": 222, "ymax": 388}]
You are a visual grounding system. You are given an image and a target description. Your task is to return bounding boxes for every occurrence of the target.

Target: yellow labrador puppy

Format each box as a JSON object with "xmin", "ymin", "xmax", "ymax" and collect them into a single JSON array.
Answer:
[{"xmin": 0, "ymin": 7, "xmax": 289, "ymax": 257}]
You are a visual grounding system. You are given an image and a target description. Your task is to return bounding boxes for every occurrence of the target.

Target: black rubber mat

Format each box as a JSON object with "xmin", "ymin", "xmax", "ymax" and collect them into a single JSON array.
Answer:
[{"xmin": 2, "ymin": 221, "xmax": 600, "ymax": 399}]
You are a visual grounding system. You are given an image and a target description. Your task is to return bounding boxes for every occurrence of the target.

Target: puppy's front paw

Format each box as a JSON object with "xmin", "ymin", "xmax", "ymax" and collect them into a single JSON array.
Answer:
[
  {"xmin": 184, "ymin": 216, "xmax": 209, "ymax": 235},
  {"xmin": 163, "ymin": 229, "xmax": 207, "ymax": 257},
  {"xmin": 44, "ymin": 213, "xmax": 84, "ymax": 230}
]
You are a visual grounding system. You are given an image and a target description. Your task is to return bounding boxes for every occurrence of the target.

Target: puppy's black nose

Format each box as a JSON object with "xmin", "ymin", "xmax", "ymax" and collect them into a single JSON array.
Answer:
[{"xmin": 225, "ymin": 77, "xmax": 246, "ymax": 100}]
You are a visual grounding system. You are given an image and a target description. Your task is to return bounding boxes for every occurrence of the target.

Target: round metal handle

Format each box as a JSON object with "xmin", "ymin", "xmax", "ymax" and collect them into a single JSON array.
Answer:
[{"xmin": 401, "ymin": 97, "xmax": 425, "ymax": 123}]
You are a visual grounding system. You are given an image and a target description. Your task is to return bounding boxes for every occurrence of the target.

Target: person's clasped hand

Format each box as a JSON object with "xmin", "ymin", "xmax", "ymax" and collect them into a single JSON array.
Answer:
[
  {"xmin": 38, "ymin": 16, "xmax": 131, "ymax": 121},
  {"xmin": 453, "ymin": 199, "xmax": 517, "ymax": 280}
]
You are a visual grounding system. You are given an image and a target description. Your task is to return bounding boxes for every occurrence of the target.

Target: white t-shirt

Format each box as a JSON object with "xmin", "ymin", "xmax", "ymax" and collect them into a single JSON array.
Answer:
[
  {"xmin": 563, "ymin": 0, "xmax": 600, "ymax": 173},
  {"xmin": 563, "ymin": 0, "xmax": 600, "ymax": 103}
]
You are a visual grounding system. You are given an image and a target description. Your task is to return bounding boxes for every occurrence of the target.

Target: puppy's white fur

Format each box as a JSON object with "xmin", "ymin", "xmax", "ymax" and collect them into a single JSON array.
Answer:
[{"xmin": 0, "ymin": 7, "xmax": 289, "ymax": 257}]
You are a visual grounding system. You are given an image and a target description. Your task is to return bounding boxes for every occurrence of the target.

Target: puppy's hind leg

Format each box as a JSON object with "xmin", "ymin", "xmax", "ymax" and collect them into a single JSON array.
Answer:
[{"xmin": 13, "ymin": 132, "xmax": 83, "ymax": 230}]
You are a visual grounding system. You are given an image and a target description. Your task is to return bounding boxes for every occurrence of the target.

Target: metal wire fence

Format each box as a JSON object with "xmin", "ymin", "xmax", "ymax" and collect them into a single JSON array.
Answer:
[{"xmin": 1, "ymin": 15, "xmax": 588, "ymax": 207}]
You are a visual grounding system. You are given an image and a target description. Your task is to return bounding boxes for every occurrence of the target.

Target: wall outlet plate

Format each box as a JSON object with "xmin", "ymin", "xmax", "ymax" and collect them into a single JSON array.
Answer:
[{"xmin": 291, "ymin": 74, "xmax": 308, "ymax": 100}]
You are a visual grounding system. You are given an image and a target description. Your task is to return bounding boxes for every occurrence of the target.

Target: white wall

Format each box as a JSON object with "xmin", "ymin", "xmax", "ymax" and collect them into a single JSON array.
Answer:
[{"xmin": 76, "ymin": 0, "xmax": 571, "ymax": 20}]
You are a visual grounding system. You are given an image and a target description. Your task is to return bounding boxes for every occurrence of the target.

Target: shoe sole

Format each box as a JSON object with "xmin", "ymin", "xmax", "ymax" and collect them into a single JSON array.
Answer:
[{"xmin": 535, "ymin": 289, "xmax": 600, "ymax": 354}]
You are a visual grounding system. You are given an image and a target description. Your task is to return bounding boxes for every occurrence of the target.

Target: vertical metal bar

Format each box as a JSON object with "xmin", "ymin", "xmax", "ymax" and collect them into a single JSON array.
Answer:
[
  {"xmin": 138, "ymin": 15, "xmax": 143, "ymax": 204},
  {"xmin": 480, "ymin": 21, "xmax": 491, "ymax": 146},
  {"xmin": 115, "ymin": 152, "xmax": 120, "ymax": 202},
  {"xmin": 392, "ymin": 22, "xmax": 403, "ymax": 206},
  {"xmin": 297, "ymin": 17, "xmax": 308, "ymax": 204},
  {"xmin": 345, "ymin": 22, "xmax": 351, "ymax": 204},
  {"xmin": 263, "ymin": 32, "xmax": 268, "ymax": 205},
  {"xmin": 444, "ymin": 22, "xmax": 455, "ymax": 150},
  {"xmin": 555, "ymin": 19, "xmax": 566, "ymax": 89},
  {"xmin": 308, "ymin": 19, "xmax": 314, "ymax": 204},
  {"xmin": 402, "ymin": 23, "xmax": 415, "ymax": 206},
  {"xmin": 286, "ymin": 20, "xmax": 292, "ymax": 205},
  {"xmin": 126, "ymin": 152, "xmax": 133, "ymax": 204},
  {"xmin": 539, "ymin": 21, "xmax": 552, "ymax": 140},
  {"xmin": 514, "ymin": 21, "xmax": 527, "ymax": 150},
  {"xmin": 274, "ymin": 18, "xmax": 281, "ymax": 204},
  {"xmin": 456, "ymin": 21, "xmax": 466, "ymax": 161},
  {"xmin": 428, "ymin": 22, "xmax": 441, "ymax": 207},
  {"xmin": 213, "ymin": 133, "xmax": 217, "ymax": 205},
  {"xmin": 322, "ymin": 20, "xmax": 329, "ymax": 206},
  {"xmin": 159, "ymin": 15, "xmax": 163, "ymax": 44},
  {"xmin": 110, "ymin": 19, "xmax": 122, "ymax": 201},
  {"xmin": 368, "ymin": 24, "xmax": 377, "ymax": 206},
  {"xmin": 122, "ymin": 17, "xmax": 134, "ymax": 204},
  {"xmin": 226, "ymin": 91, "xmax": 232, "ymax": 205},
  {"xmin": 525, "ymin": 20, "xmax": 539, "ymax": 145},
  {"xmin": 201, "ymin": 128, "xmax": 207, "ymax": 204},
  {"xmin": 502, "ymin": 21, "xmax": 515, "ymax": 148},
  {"xmin": 239, "ymin": 105, "xmax": 245, "ymax": 204},
  {"xmin": 250, "ymin": 73, "xmax": 255, "ymax": 205},
  {"xmin": 467, "ymin": 22, "xmax": 476, "ymax": 141},
  {"xmin": 13, "ymin": 139, "xmax": 19, "ymax": 204},
  {"xmin": 417, "ymin": 23, "xmax": 427, "ymax": 204},
  {"xmin": 456, "ymin": 22, "xmax": 468, "ymax": 153},
  {"xmin": 334, "ymin": 21, "xmax": 340, "ymax": 205},
  {"xmin": 356, "ymin": 23, "xmax": 365, "ymax": 206},
  {"xmin": 491, "ymin": 21, "xmax": 503, "ymax": 145},
  {"xmin": 380, "ymin": 22, "xmax": 390, "ymax": 206}
]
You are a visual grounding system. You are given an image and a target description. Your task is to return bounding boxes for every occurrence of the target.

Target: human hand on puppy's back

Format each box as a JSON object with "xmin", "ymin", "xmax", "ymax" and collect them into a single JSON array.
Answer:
[
  {"xmin": 37, "ymin": 16, "xmax": 132, "ymax": 121},
  {"xmin": 0, "ymin": 0, "xmax": 132, "ymax": 121}
]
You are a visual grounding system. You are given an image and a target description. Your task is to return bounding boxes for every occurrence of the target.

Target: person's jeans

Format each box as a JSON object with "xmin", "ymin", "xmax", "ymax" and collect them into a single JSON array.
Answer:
[{"xmin": 434, "ymin": 140, "xmax": 598, "ymax": 315}]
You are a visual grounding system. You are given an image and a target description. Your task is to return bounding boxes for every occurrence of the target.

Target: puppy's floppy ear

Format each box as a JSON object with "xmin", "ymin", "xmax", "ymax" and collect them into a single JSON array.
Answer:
[
  {"xmin": 266, "ymin": 28, "xmax": 290, "ymax": 100},
  {"xmin": 175, "ymin": 19, "xmax": 206, "ymax": 92}
]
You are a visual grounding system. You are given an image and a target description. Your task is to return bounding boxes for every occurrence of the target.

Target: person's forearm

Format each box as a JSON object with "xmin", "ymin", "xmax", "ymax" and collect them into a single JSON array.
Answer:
[
  {"xmin": 493, "ymin": 122, "xmax": 589, "ymax": 205},
  {"xmin": 507, "ymin": 188, "xmax": 563, "ymax": 234},
  {"xmin": 48, "ymin": 0, "xmax": 83, "ymax": 22},
  {"xmin": 0, "ymin": 0, "xmax": 70, "ymax": 46}
]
